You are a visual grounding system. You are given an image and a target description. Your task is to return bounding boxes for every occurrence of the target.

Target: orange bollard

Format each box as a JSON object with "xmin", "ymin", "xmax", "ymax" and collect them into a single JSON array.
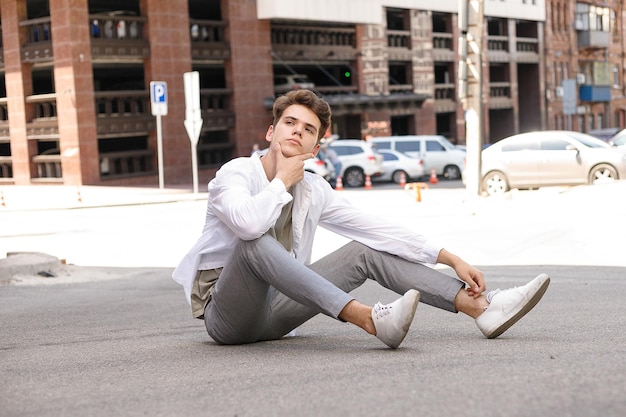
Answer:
[
  {"xmin": 398, "ymin": 171, "xmax": 406, "ymax": 187},
  {"xmin": 1, "ymin": 190, "xmax": 5, "ymax": 208},
  {"xmin": 335, "ymin": 175, "xmax": 343, "ymax": 191},
  {"xmin": 77, "ymin": 187, "xmax": 83, "ymax": 203},
  {"xmin": 364, "ymin": 174, "xmax": 373, "ymax": 189},
  {"xmin": 416, "ymin": 184, "xmax": 421, "ymax": 202},
  {"xmin": 429, "ymin": 168, "xmax": 438, "ymax": 184}
]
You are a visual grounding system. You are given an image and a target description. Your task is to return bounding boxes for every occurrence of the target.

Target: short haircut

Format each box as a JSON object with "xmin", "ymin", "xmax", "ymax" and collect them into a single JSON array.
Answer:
[{"xmin": 272, "ymin": 89, "xmax": 332, "ymax": 142}]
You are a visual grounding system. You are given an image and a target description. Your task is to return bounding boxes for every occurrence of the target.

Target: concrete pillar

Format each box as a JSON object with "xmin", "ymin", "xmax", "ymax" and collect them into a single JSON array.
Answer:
[
  {"xmin": 222, "ymin": 0, "xmax": 274, "ymax": 156},
  {"xmin": 1, "ymin": 0, "xmax": 32, "ymax": 184},
  {"xmin": 142, "ymin": 0, "xmax": 193, "ymax": 186},
  {"xmin": 49, "ymin": 0, "xmax": 98, "ymax": 185}
]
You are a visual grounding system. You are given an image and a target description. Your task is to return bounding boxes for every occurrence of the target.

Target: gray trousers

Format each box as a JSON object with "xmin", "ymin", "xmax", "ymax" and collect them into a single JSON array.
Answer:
[{"xmin": 204, "ymin": 234, "xmax": 464, "ymax": 345}]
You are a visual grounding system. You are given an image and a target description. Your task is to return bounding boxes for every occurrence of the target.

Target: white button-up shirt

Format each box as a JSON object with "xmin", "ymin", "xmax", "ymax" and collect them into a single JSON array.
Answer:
[{"xmin": 172, "ymin": 153, "xmax": 442, "ymax": 303}]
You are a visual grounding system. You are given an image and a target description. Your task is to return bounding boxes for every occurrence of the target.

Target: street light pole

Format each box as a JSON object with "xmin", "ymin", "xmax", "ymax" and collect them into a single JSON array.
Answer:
[{"xmin": 458, "ymin": 0, "xmax": 484, "ymax": 196}]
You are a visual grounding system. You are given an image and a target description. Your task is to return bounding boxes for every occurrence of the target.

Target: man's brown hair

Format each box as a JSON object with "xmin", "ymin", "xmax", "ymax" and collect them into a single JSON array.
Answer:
[{"xmin": 272, "ymin": 89, "xmax": 332, "ymax": 142}]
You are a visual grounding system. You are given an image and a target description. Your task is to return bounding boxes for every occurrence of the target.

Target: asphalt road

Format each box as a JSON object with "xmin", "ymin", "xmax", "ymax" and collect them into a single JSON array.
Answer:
[{"xmin": 1, "ymin": 264, "xmax": 625, "ymax": 417}]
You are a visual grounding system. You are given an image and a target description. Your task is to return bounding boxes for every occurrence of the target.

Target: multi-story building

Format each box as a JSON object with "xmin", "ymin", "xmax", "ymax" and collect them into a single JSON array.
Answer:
[
  {"xmin": 545, "ymin": 0, "xmax": 626, "ymax": 134},
  {"xmin": 0, "ymin": 0, "xmax": 620, "ymax": 188}
]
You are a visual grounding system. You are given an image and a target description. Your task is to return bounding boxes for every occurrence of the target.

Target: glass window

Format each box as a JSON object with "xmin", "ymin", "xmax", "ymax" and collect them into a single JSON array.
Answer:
[
  {"xmin": 396, "ymin": 141, "xmax": 420, "ymax": 153},
  {"xmin": 540, "ymin": 138, "xmax": 569, "ymax": 150},
  {"xmin": 502, "ymin": 138, "xmax": 539, "ymax": 152},
  {"xmin": 381, "ymin": 152, "xmax": 398, "ymax": 161},
  {"xmin": 425, "ymin": 140, "xmax": 445, "ymax": 151},
  {"xmin": 375, "ymin": 141, "xmax": 391, "ymax": 149}
]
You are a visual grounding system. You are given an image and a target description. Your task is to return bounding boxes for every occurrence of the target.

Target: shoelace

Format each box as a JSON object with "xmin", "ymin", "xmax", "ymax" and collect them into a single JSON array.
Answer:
[
  {"xmin": 372, "ymin": 302, "xmax": 391, "ymax": 319},
  {"xmin": 486, "ymin": 289, "xmax": 502, "ymax": 304}
]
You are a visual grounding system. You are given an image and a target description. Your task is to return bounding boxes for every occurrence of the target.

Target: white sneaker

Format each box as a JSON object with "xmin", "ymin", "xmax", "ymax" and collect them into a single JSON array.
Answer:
[
  {"xmin": 476, "ymin": 273, "xmax": 550, "ymax": 339},
  {"xmin": 371, "ymin": 289, "xmax": 420, "ymax": 349}
]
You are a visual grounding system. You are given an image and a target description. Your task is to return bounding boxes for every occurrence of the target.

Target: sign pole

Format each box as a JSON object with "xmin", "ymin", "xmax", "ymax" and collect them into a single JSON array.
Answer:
[
  {"xmin": 156, "ymin": 114, "xmax": 164, "ymax": 189},
  {"xmin": 150, "ymin": 81, "xmax": 168, "ymax": 189}
]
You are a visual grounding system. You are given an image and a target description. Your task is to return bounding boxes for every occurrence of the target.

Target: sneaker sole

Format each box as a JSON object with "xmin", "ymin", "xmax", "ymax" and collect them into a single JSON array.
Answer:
[{"xmin": 486, "ymin": 274, "xmax": 550, "ymax": 339}]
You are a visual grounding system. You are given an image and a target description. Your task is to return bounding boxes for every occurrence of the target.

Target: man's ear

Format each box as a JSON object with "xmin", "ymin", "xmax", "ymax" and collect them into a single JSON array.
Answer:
[
  {"xmin": 312, "ymin": 143, "xmax": 321, "ymax": 156},
  {"xmin": 265, "ymin": 125, "xmax": 274, "ymax": 143}
]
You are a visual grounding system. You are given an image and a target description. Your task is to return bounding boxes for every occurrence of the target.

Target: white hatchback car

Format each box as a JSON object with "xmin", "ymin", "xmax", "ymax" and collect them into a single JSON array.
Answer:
[
  {"xmin": 329, "ymin": 139, "xmax": 384, "ymax": 187},
  {"xmin": 373, "ymin": 149, "xmax": 425, "ymax": 183},
  {"xmin": 371, "ymin": 135, "xmax": 466, "ymax": 180}
]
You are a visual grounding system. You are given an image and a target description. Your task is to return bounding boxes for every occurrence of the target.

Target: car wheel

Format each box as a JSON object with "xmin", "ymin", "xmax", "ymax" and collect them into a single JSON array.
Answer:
[
  {"xmin": 391, "ymin": 170, "xmax": 408, "ymax": 184},
  {"xmin": 343, "ymin": 167, "xmax": 365, "ymax": 187},
  {"xmin": 444, "ymin": 165, "xmax": 461, "ymax": 180},
  {"xmin": 482, "ymin": 171, "xmax": 509, "ymax": 196},
  {"xmin": 589, "ymin": 164, "xmax": 618, "ymax": 184}
]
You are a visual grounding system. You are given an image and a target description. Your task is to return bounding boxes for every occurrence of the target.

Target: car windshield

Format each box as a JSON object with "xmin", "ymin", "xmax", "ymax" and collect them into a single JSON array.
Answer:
[
  {"xmin": 439, "ymin": 136, "xmax": 456, "ymax": 150},
  {"xmin": 563, "ymin": 131, "xmax": 611, "ymax": 148}
]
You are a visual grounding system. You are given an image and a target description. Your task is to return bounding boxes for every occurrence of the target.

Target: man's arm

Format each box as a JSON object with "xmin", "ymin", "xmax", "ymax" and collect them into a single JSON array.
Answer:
[{"xmin": 436, "ymin": 248, "xmax": 486, "ymax": 298}]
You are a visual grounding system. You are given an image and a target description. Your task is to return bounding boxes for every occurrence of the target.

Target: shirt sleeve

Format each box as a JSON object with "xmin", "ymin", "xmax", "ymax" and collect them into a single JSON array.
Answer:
[
  {"xmin": 318, "ymin": 190, "xmax": 442, "ymax": 265},
  {"xmin": 209, "ymin": 161, "xmax": 293, "ymax": 241}
]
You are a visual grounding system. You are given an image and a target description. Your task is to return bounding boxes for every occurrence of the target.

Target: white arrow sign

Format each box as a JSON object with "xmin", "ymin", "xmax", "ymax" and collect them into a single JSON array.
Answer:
[
  {"xmin": 184, "ymin": 71, "xmax": 203, "ymax": 144},
  {"xmin": 184, "ymin": 71, "xmax": 203, "ymax": 193}
]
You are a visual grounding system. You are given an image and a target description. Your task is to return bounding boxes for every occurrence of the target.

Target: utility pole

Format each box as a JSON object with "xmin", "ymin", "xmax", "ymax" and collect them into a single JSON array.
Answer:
[{"xmin": 458, "ymin": 0, "xmax": 484, "ymax": 196}]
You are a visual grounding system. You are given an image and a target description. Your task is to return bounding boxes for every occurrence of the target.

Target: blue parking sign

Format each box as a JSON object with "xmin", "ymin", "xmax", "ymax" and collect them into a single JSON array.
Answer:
[{"xmin": 150, "ymin": 81, "xmax": 168, "ymax": 116}]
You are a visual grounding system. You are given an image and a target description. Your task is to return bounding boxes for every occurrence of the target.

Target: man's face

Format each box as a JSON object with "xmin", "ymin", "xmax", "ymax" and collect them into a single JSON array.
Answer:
[{"xmin": 266, "ymin": 104, "xmax": 321, "ymax": 158}]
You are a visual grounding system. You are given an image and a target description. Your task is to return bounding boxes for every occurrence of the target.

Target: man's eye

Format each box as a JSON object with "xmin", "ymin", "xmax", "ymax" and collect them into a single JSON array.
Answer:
[{"xmin": 306, "ymin": 128, "xmax": 314, "ymax": 134}]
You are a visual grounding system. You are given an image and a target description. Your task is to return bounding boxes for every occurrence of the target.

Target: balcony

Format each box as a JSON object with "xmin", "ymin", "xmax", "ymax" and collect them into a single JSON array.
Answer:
[
  {"xmin": 577, "ymin": 30, "xmax": 610, "ymax": 50},
  {"xmin": 434, "ymin": 83, "xmax": 456, "ymax": 113},
  {"xmin": 433, "ymin": 33, "xmax": 454, "ymax": 62},
  {"xmin": 489, "ymin": 82, "xmax": 513, "ymax": 109},
  {"xmin": 32, "ymin": 153, "xmax": 62, "ymax": 182},
  {"xmin": 190, "ymin": 20, "xmax": 230, "ymax": 61},
  {"xmin": 199, "ymin": 88, "xmax": 235, "ymax": 131},
  {"xmin": 99, "ymin": 149, "xmax": 154, "ymax": 179},
  {"xmin": 94, "ymin": 90, "xmax": 154, "ymax": 138},
  {"xmin": 0, "ymin": 156, "xmax": 12, "ymax": 182},
  {"xmin": 26, "ymin": 93, "xmax": 58, "ymax": 139},
  {"xmin": 89, "ymin": 15, "xmax": 150, "ymax": 60},
  {"xmin": 271, "ymin": 24, "xmax": 357, "ymax": 61},
  {"xmin": 516, "ymin": 37, "xmax": 539, "ymax": 63},
  {"xmin": 19, "ymin": 17, "xmax": 53, "ymax": 63},
  {"xmin": 387, "ymin": 29, "xmax": 412, "ymax": 61},
  {"xmin": 487, "ymin": 35, "xmax": 510, "ymax": 63},
  {"xmin": 0, "ymin": 98, "xmax": 9, "ymax": 140}
]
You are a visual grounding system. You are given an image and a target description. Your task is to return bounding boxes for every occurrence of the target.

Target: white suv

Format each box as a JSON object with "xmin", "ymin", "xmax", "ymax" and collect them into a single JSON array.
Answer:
[
  {"xmin": 329, "ymin": 140, "xmax": 384, "ymax": 187},
  {"xmin": 371, "ymin": 135, "xmax": 466, "ymax": 180}
]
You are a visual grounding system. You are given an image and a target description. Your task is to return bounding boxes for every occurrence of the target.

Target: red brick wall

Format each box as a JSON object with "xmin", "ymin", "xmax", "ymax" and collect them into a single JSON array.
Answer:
[{"xmin": 222, "ymin": 0, "xmax": 274, "ymax": 156}]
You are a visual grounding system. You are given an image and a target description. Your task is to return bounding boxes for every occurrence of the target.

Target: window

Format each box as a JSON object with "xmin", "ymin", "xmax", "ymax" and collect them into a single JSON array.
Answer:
[
  {"xmin": 540, "ymin": 139, "xmax": 569, "ymax": 151},
  {"xmin": 396, "ymin": 141, "xmax": 420, "ymax": 153},
  {"xmin": 576, "ymin": 3, "xmax": 611, "ymax": 32},
  {"xmin": 613, "ymin": 64, "xmax": 620, "ymax": 88},
  {"xmin": 426, "ymin": 140, "xmax": 446, "ymax": 152}
]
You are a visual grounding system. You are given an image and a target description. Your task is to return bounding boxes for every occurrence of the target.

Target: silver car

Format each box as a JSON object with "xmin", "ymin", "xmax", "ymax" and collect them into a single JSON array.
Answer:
[{"xmin": 480, "ymin": 130, "xmax": 626, "ymax": 196}]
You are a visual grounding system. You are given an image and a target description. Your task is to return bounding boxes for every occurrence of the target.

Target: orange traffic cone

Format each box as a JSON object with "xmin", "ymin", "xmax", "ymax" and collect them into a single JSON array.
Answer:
[
  {"xmin": 335, "ymin": 175, "xmax": 343, "ymax": 191},
  {"xmin": 398, "ymin": 171, "xmax": 406, "ymax": 187},
  {"xmin": 429, "ymin": 168, "xmax": 438, "ymax": 185},
  {"xmin": 1, "ymin": 190, "xmax": 5, "ymax": 208},
  {"xmin": 364, "ymin": 174, "xmax": 373, "ymax": 189},
  {"xmin": 77, "ymin": 187, "xmax": 83, "ymax": 203}
]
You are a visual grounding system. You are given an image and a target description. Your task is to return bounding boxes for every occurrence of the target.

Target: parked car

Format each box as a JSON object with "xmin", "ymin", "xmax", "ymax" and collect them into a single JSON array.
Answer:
[
  {"xmin": 477, "ymin": 130, "xmax": 626, "ymax": 196},
  {"xmin": 328, "ymin": 139, "xmax": 384, "ymax": 187},
  {"xmin": 373, "ymin": 149, "xmax": 425, "ymax": 184},
  {"xmin": 304, "ymin": 154, "xmax": 334, "ymax": 182},
  {"xmin": 609, "ymin": 129, "xmax": 626, "ymax": 152},
  {"xmin": 371, "ymin": 135, "xmax": 465, "ymax": 179},
  {"xmin": 273, "ymin": 74, "xmax": 315, "ymax": 95}
]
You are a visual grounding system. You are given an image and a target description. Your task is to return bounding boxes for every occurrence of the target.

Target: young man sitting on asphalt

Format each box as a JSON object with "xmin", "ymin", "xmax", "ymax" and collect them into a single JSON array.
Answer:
[{"xmin": 172, "ymin": 89, "xmax": 550, "ymax": 348}]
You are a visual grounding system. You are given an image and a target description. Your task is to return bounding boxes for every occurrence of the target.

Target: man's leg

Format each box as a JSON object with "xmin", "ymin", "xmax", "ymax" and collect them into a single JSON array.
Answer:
[
  {"xmin": 204, "ymin": 235, "xmax": 354, "ymax": 345},
  {"xmin": 259, "ymin": 241, "xmax": 464, "ymax": 341}
]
